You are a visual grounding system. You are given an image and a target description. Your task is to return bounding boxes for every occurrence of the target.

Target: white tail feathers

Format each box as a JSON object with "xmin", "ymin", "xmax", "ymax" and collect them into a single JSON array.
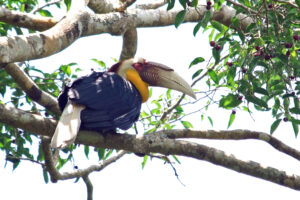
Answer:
[{"xmin": 51, "ymin": 102, "xmax": 85, "ymax": 149}]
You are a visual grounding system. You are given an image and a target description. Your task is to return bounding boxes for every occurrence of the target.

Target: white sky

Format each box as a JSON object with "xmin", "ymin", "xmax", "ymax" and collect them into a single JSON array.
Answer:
[{"xmin": 1, "ymin": 8, "xmax": 300, "ymax": 200}]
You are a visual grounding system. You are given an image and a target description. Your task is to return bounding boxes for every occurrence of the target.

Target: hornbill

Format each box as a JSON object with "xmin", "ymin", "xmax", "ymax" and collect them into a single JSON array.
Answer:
[{"xmin": 51, "ymin": 58, "xmax": 196, "ymax": 149}]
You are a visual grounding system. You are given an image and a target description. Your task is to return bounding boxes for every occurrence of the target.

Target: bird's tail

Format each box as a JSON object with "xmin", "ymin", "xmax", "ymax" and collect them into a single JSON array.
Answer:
[{"xmin": 51, "ymin": 101, "xmax": 85, "ymax": 149}]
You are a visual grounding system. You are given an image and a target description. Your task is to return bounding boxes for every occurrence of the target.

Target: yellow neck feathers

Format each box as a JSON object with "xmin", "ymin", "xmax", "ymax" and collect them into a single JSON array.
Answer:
[{"xmin": 126, "ymin": 69, "xmax": 149, "ymax": 103}]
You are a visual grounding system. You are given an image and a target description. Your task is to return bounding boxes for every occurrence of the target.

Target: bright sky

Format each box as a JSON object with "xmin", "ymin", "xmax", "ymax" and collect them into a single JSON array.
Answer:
[{"xmin": 1, "ymin": 7, "xmax": 300, "ymax": 200}]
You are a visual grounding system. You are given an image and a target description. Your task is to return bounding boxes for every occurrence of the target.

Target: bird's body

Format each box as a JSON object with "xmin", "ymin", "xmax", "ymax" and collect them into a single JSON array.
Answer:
[
  {"xmin": 58, "ymin": 71, "xmax": 142, "ymax": 131},
  {"xmin": 51, "ymin": 58, "xmax": 196, "ymax": 149}
]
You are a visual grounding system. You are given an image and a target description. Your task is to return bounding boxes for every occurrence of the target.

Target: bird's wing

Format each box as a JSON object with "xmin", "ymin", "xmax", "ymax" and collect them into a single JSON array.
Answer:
[
  {"xmin": 57, "ymin": 72, "xmax": 142, "ymax": 132},
  {"xmin": 51, "ymin": 101, "xmax": 85, "ymax": 149}
]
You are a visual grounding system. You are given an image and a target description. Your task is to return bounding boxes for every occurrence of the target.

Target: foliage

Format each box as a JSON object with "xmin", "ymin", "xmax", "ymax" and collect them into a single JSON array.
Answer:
[{"xmin": 172, "ymin": 0, "xmax": 300, "ymax": 132}]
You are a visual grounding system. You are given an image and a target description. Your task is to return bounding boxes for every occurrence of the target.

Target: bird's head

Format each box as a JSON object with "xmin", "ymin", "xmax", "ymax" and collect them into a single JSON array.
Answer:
[{"xmin": 108, "ymin": 58, "xmax": 196, "ymax": 102}]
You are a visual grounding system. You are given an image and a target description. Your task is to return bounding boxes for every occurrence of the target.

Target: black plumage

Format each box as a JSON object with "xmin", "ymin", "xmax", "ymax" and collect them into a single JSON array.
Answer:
[{"xmin": 58, "ymin": 71, "xmax": 142, "ymax": 132}]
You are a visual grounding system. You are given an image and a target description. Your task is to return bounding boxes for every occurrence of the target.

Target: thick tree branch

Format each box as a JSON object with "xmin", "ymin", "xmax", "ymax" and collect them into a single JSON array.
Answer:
[
  {"xmin": 0, "ymin": 6, "xmax": 57, "ymax": 31},
  {"xmin": 4, "ymin": 63, "xmax": 61, "ymax": 115},
  {"xmin": 0, "ymin": 103, "xmax": 56, "ymax": 136},
  {"xmin": 119, "ymin": 28, "xmax": 137, "ymax": 61},
  {"xmin": 1, "ymin": 104, "xmax": 300, "ymax": 190},
  {"xmin": 0, "ymin": 5, "xmax": 252, "ymax": 64}
]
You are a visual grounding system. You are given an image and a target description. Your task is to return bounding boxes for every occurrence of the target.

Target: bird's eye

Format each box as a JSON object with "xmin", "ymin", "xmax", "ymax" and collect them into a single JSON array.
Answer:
[{"xmin": 132, "ymin": 63, "xmax": 143, "ymax": 71}]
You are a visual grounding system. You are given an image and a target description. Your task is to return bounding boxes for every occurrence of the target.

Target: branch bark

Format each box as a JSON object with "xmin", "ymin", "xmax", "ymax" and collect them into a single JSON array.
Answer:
[
  {"xmin": 0, "ymin": 5, "xmax": 252, "ymax": 64},
  {"xmin": 156, "ymin": 129, "xmax": 300, "ymax": 162},
  {"xmin": 0, "ymin": 6, "xmax": 57, "ymax": 31},
  {"xmin": 1, "ymin": 103, "xmax": 300, "ymax": 191},
  {"xmin": 42, "ymin": 136, "xmax": 127, "ymax": 183},
  {"xmin": 119, "ymin": 28, "xmax": 137, "ymax": 61},
  {"xmin": 4, "ymin": 63, "xmax": 61, "ymax": 115}
]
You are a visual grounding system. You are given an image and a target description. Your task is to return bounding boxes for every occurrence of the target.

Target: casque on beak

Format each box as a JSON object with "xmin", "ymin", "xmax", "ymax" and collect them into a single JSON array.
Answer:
[{"xmin": 134, "ymin": 61, "xmax": 196, "ymax": 99}]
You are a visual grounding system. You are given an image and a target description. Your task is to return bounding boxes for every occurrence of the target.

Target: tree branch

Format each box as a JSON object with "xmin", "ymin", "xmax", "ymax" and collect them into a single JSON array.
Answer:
[
  {"xmin": 156, "ymin": 129, "xmax": 300, "ymax": 162},
  {"xmin": 42, "ymin": 135, "xmax": 127, "ymax": 183},
  {"xmin": 1, "ymin": 105, "xmax": 300, "ymax": 190},
  {"xmin": 82, "ymin": 175, "xmax": 93, "ymax": 200},
  {"xmin": 119, "ymin": 28, "xmax": 137, "ymax": 61},
  {"xmin": 0, "ymin": 6, "xmax": 57, "ymax": 31},
  {"xmin": 4, "ymin": 63, "xmax": 61, "ymax": 115},
  {"xmin": 30, "ymin": 0, "xmax": 63, "ymax": 14},
  {"xmin": 226, "ymin": 0, "xmax": 258, "ymax": 14},
  {"xmin": 135, "ymin": 0, "xmax": 167, "ymax": 10},
  {"xmin": 0, "ymin": 5, "xmax": 252, "ymax": 64}
]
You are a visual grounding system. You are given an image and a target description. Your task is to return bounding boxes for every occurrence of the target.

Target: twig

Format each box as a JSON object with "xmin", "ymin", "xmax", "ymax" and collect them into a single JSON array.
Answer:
[
  {"xmin": 6, "ymin": 155, "xmax": 44, "ymax": 166},
  {"xmin": 42, "ymin": 136, "xmax": 128, "ymax": 182},
  {"xmin": 226, "ymin": 0, "xmax": 258, "ymax": 14},
  {"xmin": 82, "ymin": 175, "xmax": 93, "ymax": 200},
  {"xmin": 135, "ymin": 0, "xmax": 167, "ymax": 9},
  {"xmin": 30, "ymin": 0, "xmax": 63, "ymax": 14},
  {"xmin": 277, "ymin": 0, "xmax": 299, "ymax": 9},
  {"xmin": 147, "ymin": 154, "xmax": 185, "ymax": 186}
]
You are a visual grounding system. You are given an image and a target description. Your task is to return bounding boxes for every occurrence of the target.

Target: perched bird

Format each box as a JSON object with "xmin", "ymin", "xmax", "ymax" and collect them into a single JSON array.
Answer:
[{"xmin": 51, "ymin": 58, "xmax": 196, "ymax": 149}]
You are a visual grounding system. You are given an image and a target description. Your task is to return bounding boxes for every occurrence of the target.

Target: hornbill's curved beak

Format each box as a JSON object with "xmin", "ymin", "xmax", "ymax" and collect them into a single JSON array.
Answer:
[{"xmin": 135, "ymin": 61, "xmax": 196, "ymax": 99}]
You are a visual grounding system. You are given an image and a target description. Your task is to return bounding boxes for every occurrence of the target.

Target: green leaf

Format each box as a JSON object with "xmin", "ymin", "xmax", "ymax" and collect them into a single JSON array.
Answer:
[
  {"xmin": 74, "ymin": 177, "xmax": 80, "ymax": 183},
  {"xmin": 245, "ymin": 95, "xmax": 269, "ymax": 109},
  {"xmin": 278, "ymin": 54, "xmax": 288, "ymax": 64},
  {"xmin": 193, "ymin": 21, "xmax": 202, "ymax": 36},
  {"xmin": 181, "ymin": 121, "xmax": 193, "ymax": 129},
  {"xmin": 207, "ymin": 116, "xmax": 213, "ymax": 126},
  {"xmin": 207, "ymin": 69, "xmax": 219, "ymax": 84},
  {"xmin": 190, "ymin": 0, "xmax": 198, "ymax": 7},
  {"xmin": 294, "ymin": 97, "xmax": 299, "ymax": 108},
  {"xmin": 175, "ymin": 10, "xmax": 186, "ymax": 28},
  {"xmin": 179, "ymin": 0, "xmax": 188, "ymax": 9},
  {"xmin": 189, "ymin": 57, "xmax": 205, "ymax": 68},
  {"xmin": 172, "ymin": 155, "xmax": 181, "ymax": 164},
  {"xmin": 104, "ymin": 149, "xmax": 113, "ymax": 160},
  {"xmin": 166, "ymin": 89, "xmax": 172, "ymax": 100},
  {"xmin": 91, "ymin": 59, "xmax": 106, "ymax": 68},
  {"xmin": 201, "ymin": 11, "xmax": 212, "ymax": 29},
  {"xmin": 245, "ymin": 23, "xmax": 256, "ymax": 33},
  {"xmin": 238, "ymin": 30, "xmax": 245, "ymax": 43},
  {"xmin": 295, "ymin": 0, "xmax": 300, "ymax": 8},
  {"xmin": 227, "ymin": 67, "xmax": 236, "ymax": 85},
  {"xmin": 270, "ymin": 119, "xmax": 281, "ymax": 134},
  {"xmin": 43, "ymin": 169, "xmax": 49, "ymax": 184},
  {"xmin": 212, "ymin": 47, "xmax": 221, "ymax": 64},
  {"xmin": 38, "ymin": 9, "xmax": 53, "ymax": 17},
  {"xmin": 227, "ymin": 113, "xmax": 235, "ymax": 129},
  {"xmin": 96, "ymin": 148, "xmax": 105, "ymax": 160},
  {"xmin": 232, "ymin": 16, "xmax": 240, "ymax": 28},
  {"xmin": 192, "ymin": 69, "xmax": 203, "ymax": 79},
  {"xmin": 254, "ymin": 86, "xmax": 269, "ymax": 96},
  {"xmin": 283, "ymin": 98, "xmax": 290, "ymax": 111},
  {"xmin": 211, "ymin": 20, "xmax": 224, "ymax": 33},
  {"xmin": 84, "ymin": 145, "xmax": 89, "ymax": 158},
  {"xmin": 292, "ymin": 122, "xmax": 299, "ymax": 137},
  {"xmin": 219, "ymin": 94, "xmax": 241, "ymax": 109},
  {"xmin": 142, "ymin": 155, "xmax": 148, "ymax": 169},
  {"xmin": 64, "ymin": 0, "xmax": 72, "ymax": 11}
]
